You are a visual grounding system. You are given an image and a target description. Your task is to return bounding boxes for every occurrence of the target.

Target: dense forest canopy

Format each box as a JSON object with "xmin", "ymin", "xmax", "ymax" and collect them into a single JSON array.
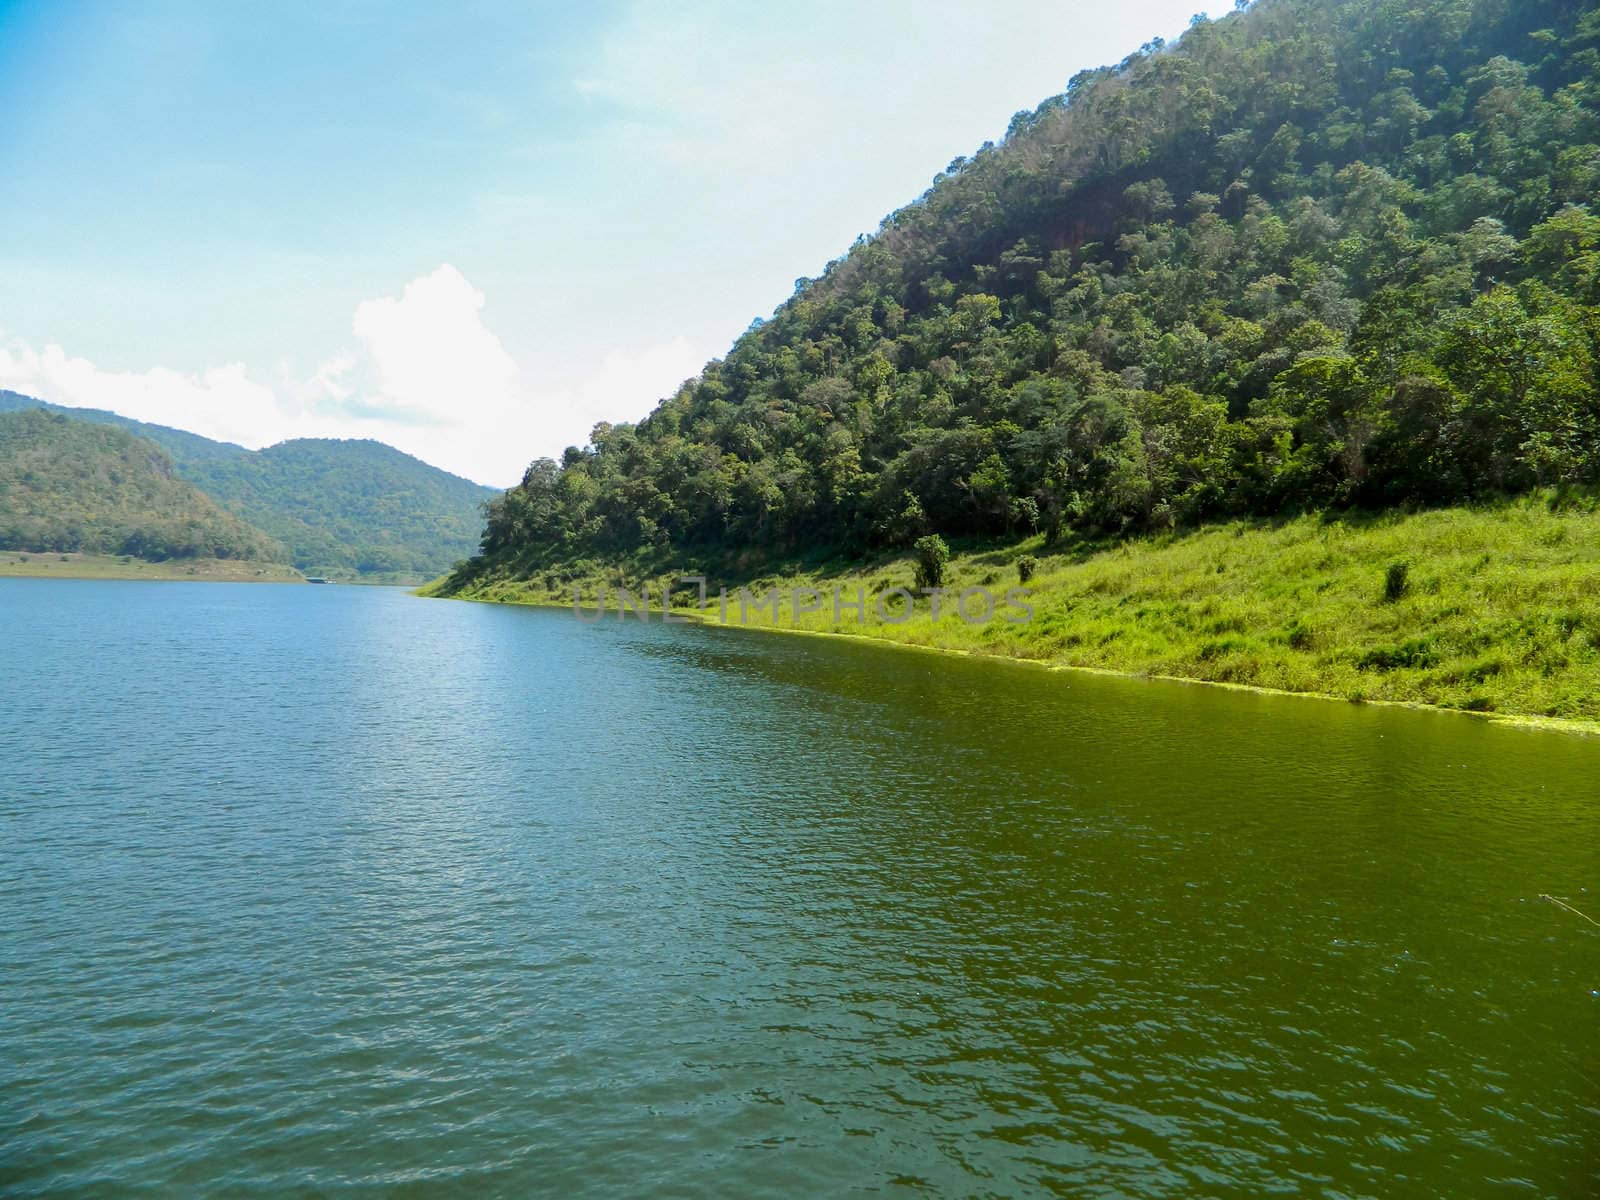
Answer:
[
  {"xmin": 464, "ymin": 0, "xmax": 1600, "ymax": 582},
  {"xmin": 0, "ymin": 409, "xmax": 286, "ymax": 561},
  {"xmin": 0, "ymin": 392, "xmax": 497, "ymax": 578}
]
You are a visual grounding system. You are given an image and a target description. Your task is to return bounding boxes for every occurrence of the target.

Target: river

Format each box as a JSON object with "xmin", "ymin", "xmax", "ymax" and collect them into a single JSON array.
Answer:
[{"xmin": 2, "ymin": 579, "xmax": 1596, "ymax": 1196}]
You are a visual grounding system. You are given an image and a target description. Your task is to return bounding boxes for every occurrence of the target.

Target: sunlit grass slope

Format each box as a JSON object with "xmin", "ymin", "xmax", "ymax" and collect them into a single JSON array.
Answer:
[{"xmin": 428, "ymin": 493, "xmax": 1600, "ymax": 725}]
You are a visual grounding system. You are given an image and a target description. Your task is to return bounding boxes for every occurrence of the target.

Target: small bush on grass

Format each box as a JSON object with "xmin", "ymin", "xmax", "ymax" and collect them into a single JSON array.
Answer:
[
  {"xmin": 913, "ymin": 535, "xmax": 950, "ymax": 590},
  {"xmin": 1384, "ymin": 560, "xmax": 1411, "ymax": 603}
]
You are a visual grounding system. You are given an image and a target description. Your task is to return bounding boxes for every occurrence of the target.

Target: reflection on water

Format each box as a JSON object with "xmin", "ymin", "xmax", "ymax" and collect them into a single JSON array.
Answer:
[{"xmin": 2, "ymin": 580, "xmax": 1597, "ymax": 1196}]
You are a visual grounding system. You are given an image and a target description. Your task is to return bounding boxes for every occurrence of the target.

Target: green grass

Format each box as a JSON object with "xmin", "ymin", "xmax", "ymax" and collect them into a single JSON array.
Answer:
[
  {"xmin": 0, "ymin": 552, "xmax": 304, "ymax": 582},
  {"xmin": 426, "ymin": 492, "xmax": 1600, "ymax": 729}
]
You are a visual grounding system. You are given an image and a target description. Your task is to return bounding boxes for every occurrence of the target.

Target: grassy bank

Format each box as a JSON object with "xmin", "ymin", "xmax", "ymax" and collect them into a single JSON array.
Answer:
[
  {"xmin": 0, "ymin": 552, "xmax": 303, "ymax": 582},
  {"xmin": 424, "ymin": 493, "xmax": 1600, "ymax": 727}
]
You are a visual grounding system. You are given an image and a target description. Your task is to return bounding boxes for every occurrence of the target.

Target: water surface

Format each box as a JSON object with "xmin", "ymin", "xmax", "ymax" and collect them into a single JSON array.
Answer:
[{"xmin": 2, "ymin": 580, "xmax": 1597, "ymax": 1196}]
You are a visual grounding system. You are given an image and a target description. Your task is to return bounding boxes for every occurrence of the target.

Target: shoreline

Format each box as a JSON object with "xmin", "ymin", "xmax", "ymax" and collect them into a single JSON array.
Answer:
[
  {"xmin": 0, "ymin": 553, "xmax": 304, "ymax": 583},
  {"xmin": 421, "ymin": 586, "xmax": 1600, "ymax": 740}
]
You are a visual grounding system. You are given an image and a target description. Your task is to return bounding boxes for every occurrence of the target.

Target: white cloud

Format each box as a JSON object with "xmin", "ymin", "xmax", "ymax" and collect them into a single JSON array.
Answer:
[
  {"xmin": 0, "ymin": 264, "xmax": 709, "ymax": 487},
  {"xmin": 0, "ymin": 342, "xmax": 284, "ymax": 448},
  {"xmin": 350, "ymin": 264, "xmax": 519, "ymax": 426},
  {"xmin": 577, "ymin": 1, "xmax": 1222, "ymax": 182},
  {"xmin": 540, "ymin": 336, "xmax": 704, "ymax": 446}
]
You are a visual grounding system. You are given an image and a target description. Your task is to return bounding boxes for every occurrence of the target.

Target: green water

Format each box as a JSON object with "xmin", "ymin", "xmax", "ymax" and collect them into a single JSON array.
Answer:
[{"xmin": 1, "ymin": 580, "xmax": 1596, "ymax": 1196}]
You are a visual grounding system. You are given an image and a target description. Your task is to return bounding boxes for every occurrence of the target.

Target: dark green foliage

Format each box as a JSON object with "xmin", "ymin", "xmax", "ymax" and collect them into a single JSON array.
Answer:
[
  {"xmin": 0, "ymin": 392, "xmax": 496, "ymax": 577},
  {"xmin": 1358, "ymin": 638, "xmax": 1439, "ymax": 671},
  {"xmin": 1017, "ymin": 554, "xmax": 1038, "ymax": 583},
  {"xmin": 0, "ymin": 410, "xmax": 285, "ymax": 561},
  {"xmin": 451, "ymin": 0, "xmax": 1600, "ymax": 586},
  {"xmin": 913, "ymin": 534, "xmax": 950, "ymax": 590},
  {"xmin": 1384, "ymin": 560, "xmax": 1412, "ymax": 602}
]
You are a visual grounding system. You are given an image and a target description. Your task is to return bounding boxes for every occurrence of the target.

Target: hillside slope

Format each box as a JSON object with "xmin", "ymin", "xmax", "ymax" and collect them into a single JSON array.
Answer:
[
  {"xmin": 0, "ymin": 392, "xmax": 497, "ymax": 579},
  {"xmin": 432, "ymin": 493, "xmax": 1600, "ymax": 725},
  {"xmin": 183, "ymin": 438, "xmax": 499, "ymax": 578},
  {"xmin": 450, "ymin": 0, "xmax": 1600, "ymax": 585},
  {"xmin": 0, "ymin": 391, "xmax": 255, "ymax": 466},
  {"xmin": 0, "ymin": 409, "xmax": 286, "ymax": 562}
]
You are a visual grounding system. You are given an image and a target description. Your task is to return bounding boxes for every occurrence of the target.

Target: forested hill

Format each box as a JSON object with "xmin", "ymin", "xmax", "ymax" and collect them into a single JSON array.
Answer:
[
  {"xmin": 0, "ymin": 392, "xmax": 497, "ymax": 579},
  {"xmin": 184, "ymin": 438, "xmax": 499, "ymax": 579},
  {"xmin": 461, "ymin": 0, "xmax": 1600, "ymax": 583},
  {"xmin": 0, "ymin": 409, "xmax": 286, "ymax": 562}
]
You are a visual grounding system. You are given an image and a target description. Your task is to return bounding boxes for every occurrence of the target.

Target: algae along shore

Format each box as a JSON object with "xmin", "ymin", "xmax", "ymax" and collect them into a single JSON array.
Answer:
[{"xmin": 424, "ymin": 492, "xmax": 1600, "ymax": 730}]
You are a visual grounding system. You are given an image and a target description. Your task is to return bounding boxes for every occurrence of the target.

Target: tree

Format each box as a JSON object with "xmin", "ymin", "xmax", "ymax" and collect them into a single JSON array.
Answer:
[
  {"xmin": 1436, "ymin": 287, "xmax": 1594, "ymax": 489},
  {"xmin": 913, "ymin": 535, "xmax": 950, "ymax": 590}
]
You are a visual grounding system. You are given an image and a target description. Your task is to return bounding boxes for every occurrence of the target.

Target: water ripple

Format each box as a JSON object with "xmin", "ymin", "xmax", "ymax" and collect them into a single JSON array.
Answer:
[{"xmin": 1, "ymin": 580, "xmax": 1597, "ymax": 1197}]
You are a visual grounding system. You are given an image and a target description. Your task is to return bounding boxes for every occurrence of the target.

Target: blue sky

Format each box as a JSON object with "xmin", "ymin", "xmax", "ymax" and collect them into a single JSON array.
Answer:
[{"xmin": 0, "ymin": 1, "xmax": 1218, "ymax": 485}]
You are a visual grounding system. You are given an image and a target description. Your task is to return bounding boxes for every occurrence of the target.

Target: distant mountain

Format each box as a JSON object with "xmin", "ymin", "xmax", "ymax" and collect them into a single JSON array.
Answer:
[
  {"xmin": 0, "ymin": 409, "xmax": 286, "ymax": 562},
  {"xmin": 0, "ymin": 391, "xmax": 498, "ymax": 579},
  {"xmin": 182, "ymin": 438, "xmax": 500, "ymax": 578},
  {"xmin": 0, "ymin": 393, "xmax": 257, "ymax": 466}
]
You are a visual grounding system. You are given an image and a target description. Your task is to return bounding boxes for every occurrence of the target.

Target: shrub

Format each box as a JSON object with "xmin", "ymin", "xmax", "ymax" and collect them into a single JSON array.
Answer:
[
  {"xmin": 913, "ymin": 534, "xmax": 950, "ymax": 590},
  {"xmin": 1358, "ymin": 638, "xmax": 1439, "ymax": 671},
  {"xmin": 1384, "ymin": 560, "xmax": 1411, "ymax": 603},
  {"xmin": 1199, "ymin": 636, "xmax": 1248, "ymax": 660},
  {"xmin": 1017, "ymin": 555, "xmax": 1038, "ymax": 584}
]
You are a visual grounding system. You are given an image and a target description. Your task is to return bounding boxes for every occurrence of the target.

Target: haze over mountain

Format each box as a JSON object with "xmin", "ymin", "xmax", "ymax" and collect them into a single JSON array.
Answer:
[
  {"xmin": 0, "ymin": 409, "xmax": 285, "ymax": 563},
  {"xmin": 0, "ymin": 391, "xmax": 497, "ymax": 579},
  {"xmin": 184, "ymin": 439, "xmax": 500, "ymax": 579}
]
